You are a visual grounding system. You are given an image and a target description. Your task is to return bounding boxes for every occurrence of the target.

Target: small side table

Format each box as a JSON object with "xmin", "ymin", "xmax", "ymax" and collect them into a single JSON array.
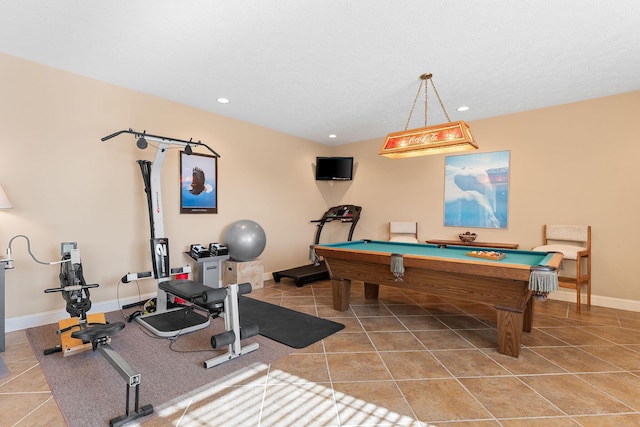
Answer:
[
  {"xmin": 425, "ymin": 239, "xmax": 519, "ymax": 250},
  {"xmin": 223, "ymin": 259, "xmax": 264, "ymax": 290},
  {"xmin": 184, "ymin": 253, "xmax": 230, "ymax": 288}
]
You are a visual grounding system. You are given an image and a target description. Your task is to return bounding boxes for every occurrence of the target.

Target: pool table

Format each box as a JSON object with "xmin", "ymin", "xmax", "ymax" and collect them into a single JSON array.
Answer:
[{"xmin": 313, "ymin": 240, "xmax": 563, "ymax": 357}]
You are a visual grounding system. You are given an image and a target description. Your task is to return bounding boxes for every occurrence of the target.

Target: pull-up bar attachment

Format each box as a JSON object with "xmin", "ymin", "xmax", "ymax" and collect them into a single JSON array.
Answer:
[{"xmin": 101, "ymin": 128, "xmax": 221, "ymax": 157}]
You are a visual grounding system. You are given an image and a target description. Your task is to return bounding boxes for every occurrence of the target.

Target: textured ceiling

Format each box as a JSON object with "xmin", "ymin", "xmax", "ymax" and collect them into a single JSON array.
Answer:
[{"xmin": 1, "ymin": 1, "xmax": 638, "ymax": 145}]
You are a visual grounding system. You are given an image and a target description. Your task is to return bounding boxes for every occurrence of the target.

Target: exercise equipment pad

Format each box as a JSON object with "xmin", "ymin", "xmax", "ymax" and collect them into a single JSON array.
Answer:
[
  {"xmin": 137, "ymin": 308, "xmax": 209, "ymax": 337},
  {"xmin": 238, "ymin": 297, "xmax": 344, "ymax": 348}
]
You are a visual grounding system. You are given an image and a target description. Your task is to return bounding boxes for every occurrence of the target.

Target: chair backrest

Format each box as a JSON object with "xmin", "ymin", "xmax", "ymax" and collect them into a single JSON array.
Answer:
[
  {"xmin": 544, "ymin": 225, "xmax": 591, "ymax": 249},
  {"xmin": 389, "ymin": 222, "xmax": 419, "ymax": 243}
]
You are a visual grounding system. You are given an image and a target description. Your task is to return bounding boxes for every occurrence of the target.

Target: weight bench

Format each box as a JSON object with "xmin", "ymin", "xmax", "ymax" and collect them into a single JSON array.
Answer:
[
  {"xmin": 157, "ymin": 280, "xmax": 260, "ymax": 368},
  {"xmin": 71, "ymin": 322, "xmax": 153, "ymax": 427}
]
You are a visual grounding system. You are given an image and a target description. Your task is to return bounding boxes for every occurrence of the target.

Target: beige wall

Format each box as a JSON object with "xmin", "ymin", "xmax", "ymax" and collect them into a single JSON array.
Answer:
[
  {"xmin": 0, "ymin": 53, "xmax": 333, "ymax": 318},
  {"xmin": 334, "ymin": 91, "xmax": 640, "ymax": 305},
  {"xmin": 1, "ymin": 51, "xmax": 639, "ymax": 321}
]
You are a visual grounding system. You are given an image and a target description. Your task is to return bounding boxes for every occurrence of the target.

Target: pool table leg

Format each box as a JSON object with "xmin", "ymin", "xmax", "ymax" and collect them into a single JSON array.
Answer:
[
  {"xmin": 522, "ymin": 296, "xmax": 534, "ymax": 332},
  {"xmin": 364, "ymin": 282, "xmax": 379, "ymax": 300},
  {"xmin": 332, "ymin": 278, "xmax": 351, "ymax": 311},
  {"xmin": 495, "ymin": 306, "xmax": 525, "ymax": 357}
]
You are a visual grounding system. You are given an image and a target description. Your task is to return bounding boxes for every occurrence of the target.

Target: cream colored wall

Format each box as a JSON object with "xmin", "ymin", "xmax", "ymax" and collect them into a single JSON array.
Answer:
[
  {"xmin": 0, "ymin": 53, "xmax": 333, "ymax": 318},
  {"xmin": 333, "ymin": 91, "xmax": 640, "ymax": 303},
  {"xmin": 1, "ymin": 51, "xmax": 639, "ymax": 321}
]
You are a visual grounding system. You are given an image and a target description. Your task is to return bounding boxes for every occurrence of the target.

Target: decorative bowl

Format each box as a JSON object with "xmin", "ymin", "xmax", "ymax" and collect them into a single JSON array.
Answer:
[{"xmin": 458, "ymin": 232, "xmax": 477, "ymax": 243}]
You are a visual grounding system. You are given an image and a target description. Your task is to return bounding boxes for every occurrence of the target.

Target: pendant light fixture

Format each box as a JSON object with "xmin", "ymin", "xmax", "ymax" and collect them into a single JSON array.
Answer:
[{"xmin": 379, "ymin": 73, "xmax": 478, "ymax": 158}]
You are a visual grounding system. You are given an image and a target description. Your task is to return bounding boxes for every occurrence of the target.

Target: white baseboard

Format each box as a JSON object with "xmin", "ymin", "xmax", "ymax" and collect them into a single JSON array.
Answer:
[
  {"xmin": 5, "ymin": 292, "xmax": 155, "ymax": 332},
  {"xmin": 546, "ymin": 289, "xmax": 640, "ymax": 312}
]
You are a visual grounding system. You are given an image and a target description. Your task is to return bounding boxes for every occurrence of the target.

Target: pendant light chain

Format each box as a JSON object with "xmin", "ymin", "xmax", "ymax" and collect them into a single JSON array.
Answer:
[
  {"xmin": 404, "ymin": 79, "xmax": 424, "ymax": 131},
  {"xmin": 424, "ymin": 81, "xmax": 429, "ymax": 127},
  {"xmin": 428, "ymin": 77, "xmax": 452, "ymax": 123},
  {"xmin": 403, "ymin": 73, "xmax": 452, "ymax": 130}
]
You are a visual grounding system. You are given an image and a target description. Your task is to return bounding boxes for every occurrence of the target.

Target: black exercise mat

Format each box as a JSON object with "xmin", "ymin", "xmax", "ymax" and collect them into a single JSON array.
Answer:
[{"xmin": 239, "ymin": 297, "xmax": 344, "ymax": 348}]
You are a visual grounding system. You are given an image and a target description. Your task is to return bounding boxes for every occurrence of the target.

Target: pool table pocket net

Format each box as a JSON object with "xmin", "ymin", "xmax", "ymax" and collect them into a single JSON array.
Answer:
[
  {"xmin": 529, "ymin": 268, "xmax": 559, "ymax": 300},
  {"xmin": 390, "ymin": 253, "xmax": 405, "ymax": 281}
]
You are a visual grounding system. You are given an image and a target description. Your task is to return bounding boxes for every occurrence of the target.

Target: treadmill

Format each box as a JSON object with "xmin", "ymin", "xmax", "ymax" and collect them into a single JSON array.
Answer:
[{"xmin": 273, "ymin": 205, "xmax": 362, "ymax": 287}]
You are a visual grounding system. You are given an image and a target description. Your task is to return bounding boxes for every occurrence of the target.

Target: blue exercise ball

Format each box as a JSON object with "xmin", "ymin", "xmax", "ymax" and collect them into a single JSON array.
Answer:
[{"xmin": 223, "ymin": 219, "xmax": 267, "ymax": 262}]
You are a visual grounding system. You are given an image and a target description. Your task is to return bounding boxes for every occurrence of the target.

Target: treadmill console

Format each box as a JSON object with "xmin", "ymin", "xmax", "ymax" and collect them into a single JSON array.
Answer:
[
  {"xmin": 318, "ymin": 205, "xmax": 362, "ymax": 223},
  {"xmin": 311, "ymin": 205, "xmax": 362, "ymax": 244}
]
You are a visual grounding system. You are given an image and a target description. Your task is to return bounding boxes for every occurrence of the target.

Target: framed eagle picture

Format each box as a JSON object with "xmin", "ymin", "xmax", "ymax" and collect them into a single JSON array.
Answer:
[{"xmin": 180, "ymin": 151, "xmax": 218, "ymax": 214}]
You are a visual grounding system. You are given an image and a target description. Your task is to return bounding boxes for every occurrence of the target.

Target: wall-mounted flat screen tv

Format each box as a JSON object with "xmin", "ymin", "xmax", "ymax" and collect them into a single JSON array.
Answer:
[{"xmin": 315, "ymin": 157, "xmax": 354, "ymax": 181}]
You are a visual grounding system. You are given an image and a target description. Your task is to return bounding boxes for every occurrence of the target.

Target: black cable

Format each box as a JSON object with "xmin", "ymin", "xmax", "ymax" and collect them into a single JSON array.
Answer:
[
  {"xmin": 168, "ymin": 309, "xmax": 217, "ymax": 354},
  {"xmin": 116, "ymin": 278, "xmax": 144, "ymax": 321},
  {"xmin": 136, "ymin": 318, "xmax": 212, "ymax": 353},
  {"xmin": 168, "ymin": 335, "xmax": 215, "ymax": 354}
]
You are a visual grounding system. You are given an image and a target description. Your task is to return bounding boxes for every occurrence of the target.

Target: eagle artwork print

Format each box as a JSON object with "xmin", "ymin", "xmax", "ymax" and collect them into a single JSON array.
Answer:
[{"xmin": 180, "ymin": 151, "xmax": 218, "ymax": 213}]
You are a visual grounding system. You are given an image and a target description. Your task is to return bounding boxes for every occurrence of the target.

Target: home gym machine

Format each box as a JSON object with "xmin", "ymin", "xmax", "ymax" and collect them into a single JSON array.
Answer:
[
  {"xmin": 101, "ymin": 129, "xmax": 221, "ymax": 336},
  {"xmin": 36, "ymin": 240, "xmax": 152, "ymax": 427},
  {"xmin": 43, "ymin": 242, "xmax": 103, "ymax": 356},
  {"xmin": 272, "ymin": 204, "xmax": 361, "ymax": 286},
  {"xmin": 102, "ymin": 129, "xmax": 259, "ymax": 367}
]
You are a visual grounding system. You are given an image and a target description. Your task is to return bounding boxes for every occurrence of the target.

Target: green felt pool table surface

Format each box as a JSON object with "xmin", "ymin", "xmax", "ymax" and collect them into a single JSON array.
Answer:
[{"xmin": 319, "ymin": 240, "xmax": 555, "ymax": 267}]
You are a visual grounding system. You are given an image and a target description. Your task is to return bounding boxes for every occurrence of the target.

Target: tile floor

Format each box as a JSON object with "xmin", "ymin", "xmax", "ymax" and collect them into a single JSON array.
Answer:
[{"xmin": 3, "ymin": 279, "xmax": 640, "ymax": 426}]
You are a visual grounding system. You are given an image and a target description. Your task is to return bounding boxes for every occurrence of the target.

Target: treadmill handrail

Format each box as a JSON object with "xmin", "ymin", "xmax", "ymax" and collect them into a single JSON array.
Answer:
[{"xmin": 313, "ymin": 205, "xmax": 362, "ymax": 244}]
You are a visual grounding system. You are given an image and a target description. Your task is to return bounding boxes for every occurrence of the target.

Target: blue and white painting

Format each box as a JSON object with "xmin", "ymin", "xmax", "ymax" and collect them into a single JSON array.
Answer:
[
  {"xmin": 180, "ymin": 152, "xmax": 217, "ymax": 213},
  {"xmin": 444, "ymin": 150, "xmax": 510, "ymax": 229}
]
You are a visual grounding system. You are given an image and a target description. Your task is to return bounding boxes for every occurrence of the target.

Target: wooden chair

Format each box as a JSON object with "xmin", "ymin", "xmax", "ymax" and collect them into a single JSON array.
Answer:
[
  {"xmin": 388, "ymin": 222, "xmax": 419, "ymax": 243},
  {"xmin": 533, "ymin": 225, "xmax": 591, "ymax": 313}
]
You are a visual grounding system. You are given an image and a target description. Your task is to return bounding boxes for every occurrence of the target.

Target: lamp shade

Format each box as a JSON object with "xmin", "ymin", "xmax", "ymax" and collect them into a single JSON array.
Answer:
[
  {"xmin": 0, "ymin": 185, "xmax": 13, "ymax": 209},
  {"xmin": 379, "ymin": 121, "xmax": 478, "ymax": 158}
]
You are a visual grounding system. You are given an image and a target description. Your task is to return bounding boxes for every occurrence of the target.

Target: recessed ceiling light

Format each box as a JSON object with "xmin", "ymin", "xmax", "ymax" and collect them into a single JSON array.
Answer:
[
  {"xmin": 328, "ymin": 134, "xmax": 337, "ymax": 139},
  {"xmin": 216, "ymin": 98, "xmax": 230, "ymax": 104},
  {"xmin": 456, "ymin": 106, "xmax": 470, "ymax": 112}
]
